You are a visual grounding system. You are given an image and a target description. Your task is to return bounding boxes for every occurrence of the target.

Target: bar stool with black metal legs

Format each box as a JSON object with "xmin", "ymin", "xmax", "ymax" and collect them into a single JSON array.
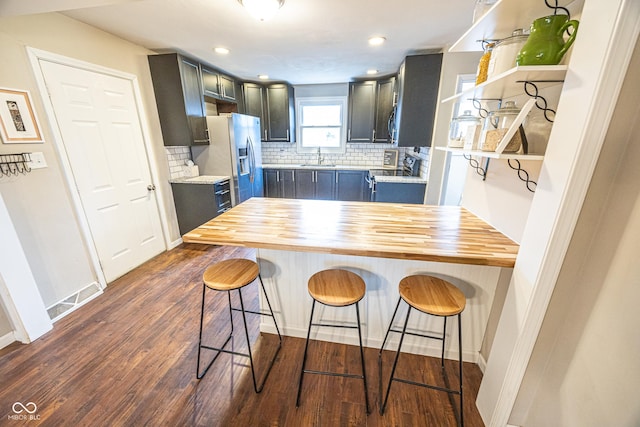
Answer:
[
  {"xmin": 196, "ymin": 258, "xmax": 282, "ymax": 393},
  {"xmin": 379, "ymin": 275, "xmax": 466, "ymax": 426},
  {"xmin": 296, "ymin": 269, "xmax": 370, "ymax": 414}
]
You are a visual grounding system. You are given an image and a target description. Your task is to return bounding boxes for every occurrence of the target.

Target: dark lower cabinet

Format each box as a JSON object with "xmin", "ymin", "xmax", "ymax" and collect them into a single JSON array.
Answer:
[
  {"xmin": 264, "ymin": 169, "xmax": 295, "ymax": 198},
  {"xmin": 335, "ymin": 170, "xmax": 368, "ymax": 201},
  {"xmin": 372, "ymin": 181, "xmax": 426, "ymax": 204},
  {"xmin": 294, "ymin": 169, "xmax": 335, "ymax": 200},
  {"xmin": 171, "ymin": 180, "xmax": 231, "ymax": 235}
]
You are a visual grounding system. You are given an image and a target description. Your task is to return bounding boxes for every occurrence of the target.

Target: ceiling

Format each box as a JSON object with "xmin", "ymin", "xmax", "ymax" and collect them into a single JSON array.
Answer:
[{"xmin": 2, "ymin": 0, "xmax": 475, "ymax": 85}]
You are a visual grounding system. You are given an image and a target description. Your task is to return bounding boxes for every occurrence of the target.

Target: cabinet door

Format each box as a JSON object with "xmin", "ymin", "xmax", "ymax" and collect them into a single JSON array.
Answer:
[
  {"xmin": 243, "ymin": 83, "xmax": 267, "ymax": 141},
  {"xmin": 280, "ymin": 169, "xmax": 296, "ymax": 198},
  {"xmin": 374, "ymin": 77, "xmax": 396, "ymax": 143},
  {"xmin": 265, "ymin": 84, "xmax": 293, "ymax": 142},
  {"xmin": 315, "ymin": 170, "xmax": 336, "ymax": 200},
  {"xmin": 219, "ymin": 74, "xmax": 236, "ymax": 101},
  {"xmin": 294, "ymin": 170, "xmax": 315, "ymax": 199},
  {"xmin": 348, "ymin": 81, "xmax": 376, "ymax": 142},
  {"xmin": 263, "ymin": 169, "xmax": 281, "ymax": 198},
  {"xmin": 148, "ymin": 53, "xmax": 207, "ymax": 146},
  {"xmin": 396, "ymin": 54, "xmax": 442, "ymax": 147},
  {"xmin": 179, "ymin": 57, "xmax": 208, "ymax": 144},
  {"xmin": 201, "ymin": 66, "xmax": 221, "ymax": 98},
  {"xmin": 335, "ymin": 170, "xmax": 367, "ymax": 201}
]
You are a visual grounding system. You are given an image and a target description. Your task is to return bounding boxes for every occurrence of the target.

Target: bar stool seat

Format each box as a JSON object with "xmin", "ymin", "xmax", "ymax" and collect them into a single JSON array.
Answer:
[
  {"xmin": 379, "ymin": 275, "xmax": 466, "ymax": 426},
  {"xmin": 296, "ymin": 269, "xmax": 370, "ymax": 414},
  {"xmin": 196, "ymin": 258, "xmax": 281, "ymax": 393}
]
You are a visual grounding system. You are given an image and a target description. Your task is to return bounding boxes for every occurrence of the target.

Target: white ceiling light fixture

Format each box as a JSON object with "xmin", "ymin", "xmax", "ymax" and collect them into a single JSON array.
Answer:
[
  {"xmin": 368, "ymin": 36, "xmax": 386, "ymax": 46},
  {"xmin": 366, "ymin": 69, "xmax": 378, "ymax": 75},
  {"xmin": 214, "ymin": 47, "xmax": 230, "ymax": 55},
  {"xmin": 238, "ymin": 0, "xmax": 285, "ymax": 22},
  {"xmin": 258, "ymin": 74, "xmax": 269, "ymax": 80}
]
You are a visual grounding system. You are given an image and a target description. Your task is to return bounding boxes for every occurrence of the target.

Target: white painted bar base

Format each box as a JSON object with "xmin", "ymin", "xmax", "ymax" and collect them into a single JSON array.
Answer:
[{"xmin": 257, "ymin": 248, "xmax": 511, "ymax": 363}]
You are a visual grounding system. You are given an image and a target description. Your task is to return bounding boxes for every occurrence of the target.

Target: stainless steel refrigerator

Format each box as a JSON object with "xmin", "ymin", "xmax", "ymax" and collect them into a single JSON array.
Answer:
[{"xmin": 191, "ymin": 113, "xmax": 263, "ymax": 206}]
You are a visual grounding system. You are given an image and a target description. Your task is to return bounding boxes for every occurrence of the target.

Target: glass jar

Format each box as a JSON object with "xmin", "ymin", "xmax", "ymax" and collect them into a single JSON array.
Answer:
[
  {"xmin": 472, "ymin": 0, "xmax": 498, "ymax": 24},
  {"xmin": 448, "ymin": 110, "xmax": 481, "ymax": 148},
  {"xmin": 487, "ymin": 29, "xmax": 529, "ymax": 79},
  {"xmin": 476, "ymin": 42, "xmax": 494, "ymax": 85},
  {"xmin": 479, "ymin": 101, "xmax": 524, "ymax": 152}
]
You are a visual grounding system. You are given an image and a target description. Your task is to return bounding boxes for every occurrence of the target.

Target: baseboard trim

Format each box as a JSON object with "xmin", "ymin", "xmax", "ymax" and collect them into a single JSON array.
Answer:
[
  {"xmin": 477, "ymin": 352, "xmax": 487, "ymax": 373},
  {"xmin": 0, "ymin": 331, "xmax": 16, "ymax": 350},
  {"xmin": 169, "ymin": 237, "xmax": 183, "ymax": 249}
]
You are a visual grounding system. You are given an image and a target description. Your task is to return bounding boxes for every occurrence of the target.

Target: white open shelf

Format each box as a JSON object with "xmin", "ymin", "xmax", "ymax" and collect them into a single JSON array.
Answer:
[
  {"xmin": 449, "ymin": 0, "xmax": 575, "ymax": 52},
  {"xmin": 442, "ymin": 65, "xmax": 568, "ymax": 103},
  {"xmin": 436, "ymin": 146, "xmax": 545, "ymax": 161}
]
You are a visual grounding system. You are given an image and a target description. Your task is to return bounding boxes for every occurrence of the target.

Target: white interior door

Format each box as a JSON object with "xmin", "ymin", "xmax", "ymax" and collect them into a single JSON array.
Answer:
[{"xmin": 40, "ymin": 60, "xmax": 165, "ymax": 283}]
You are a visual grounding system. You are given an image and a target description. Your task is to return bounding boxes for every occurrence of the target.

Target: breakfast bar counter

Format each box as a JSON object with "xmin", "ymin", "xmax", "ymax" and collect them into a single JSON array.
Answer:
[{"xmin": 183, "ymin": 197, "xmax": 518, "ymax": 362}]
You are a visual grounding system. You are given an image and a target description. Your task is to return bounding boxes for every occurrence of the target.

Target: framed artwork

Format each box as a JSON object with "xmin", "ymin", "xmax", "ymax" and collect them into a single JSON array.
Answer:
[{"xmin": 0, "ymin": 87, "xmax": 44, "ymax": 143}]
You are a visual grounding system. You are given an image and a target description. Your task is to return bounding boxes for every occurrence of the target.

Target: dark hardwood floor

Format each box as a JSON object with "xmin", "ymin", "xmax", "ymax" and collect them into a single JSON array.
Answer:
[{"xmin": 0, "ymin": 244, "xmax": 485, "ymax": 426}]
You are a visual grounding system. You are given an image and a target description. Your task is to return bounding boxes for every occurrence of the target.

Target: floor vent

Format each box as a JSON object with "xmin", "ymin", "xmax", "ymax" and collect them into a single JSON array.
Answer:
[{"xmin": 46, "ymin": 283, "xmax": 102, "ymax": 322}]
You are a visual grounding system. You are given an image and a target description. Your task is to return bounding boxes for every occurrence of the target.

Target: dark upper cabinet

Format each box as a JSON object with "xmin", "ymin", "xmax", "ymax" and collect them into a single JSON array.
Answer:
[
  {"xmin": 264, "ymin": 168, "xmax": 295, "ymax": 198},
  {"xmin": 201, "ymin": 65, "xmax": 221, "ymax": 98},
  {"xmin": 201, "ymin": 65, "xmax": 236, "ymax": 102},
  {"xmin": 374, "ymin": 77, "xmax": 396, "ymax": 143},
  {"xmin": 148, "ymin": 53, "xmax": 208, "ymax": 146},
  {"xmin": 242, "ymin": 82, "xmax": 295, "ymax": 142},
  {"xmin": 347, "ymin": 81, "xmax": 376, "ymax": 143},
  {"xmin": 266, "ymin": 84, "xmax": 295, "ymax": 142},
  {"xmin": 294, "ymin": 169, "xmax": 335, "ymax": 200},
  {"xmin": 219, "ymin": 74, "xmax": 236, "ymax": 101},
  {"xmin": 348, "ymin": 78, "xmax": 396, "ymax": 144},
  {"xmin": 335, "ymin": 170, "xmax": 368, "ymax": 201},
  {"xmin": 243, "ymin": 83, "xmax": 267, "ymax": 138},
  {"xmin": 394, "ymin": 54, "xmax": 443, "ymax": 147}
]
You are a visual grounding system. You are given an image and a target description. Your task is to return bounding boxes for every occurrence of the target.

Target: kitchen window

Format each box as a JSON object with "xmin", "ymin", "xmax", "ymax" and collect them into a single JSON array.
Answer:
[{"xmin": 296, "ymin": 97, "xmax": 347, "ymax": 153}]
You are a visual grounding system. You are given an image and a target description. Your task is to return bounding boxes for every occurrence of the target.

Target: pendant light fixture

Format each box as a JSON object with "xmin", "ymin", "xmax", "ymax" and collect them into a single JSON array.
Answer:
[{"xmin": 238, "ymin": 0, "xmax": 285, "ymax": 21}]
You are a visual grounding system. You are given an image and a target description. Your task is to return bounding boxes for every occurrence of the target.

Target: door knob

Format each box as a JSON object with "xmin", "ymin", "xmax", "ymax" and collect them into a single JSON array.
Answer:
[{"xmin": 147, "ymin": 184, "xmax": 156, "ymax": 191}]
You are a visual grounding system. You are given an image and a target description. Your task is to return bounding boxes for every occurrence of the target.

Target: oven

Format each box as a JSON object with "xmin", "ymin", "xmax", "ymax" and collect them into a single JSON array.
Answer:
[{"xmin": 366, "ymin": 155, "xmax": 422, "ymax": 202}]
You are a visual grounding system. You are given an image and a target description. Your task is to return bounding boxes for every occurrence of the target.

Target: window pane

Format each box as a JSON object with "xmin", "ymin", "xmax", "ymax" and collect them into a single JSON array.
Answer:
[
  {"xmin": 301, "ymin": 105, "xmax": 342, "ymax": 126},
  {"xmin": 301, "ymin": 127, "xmax": 341, "ymax": 147}
]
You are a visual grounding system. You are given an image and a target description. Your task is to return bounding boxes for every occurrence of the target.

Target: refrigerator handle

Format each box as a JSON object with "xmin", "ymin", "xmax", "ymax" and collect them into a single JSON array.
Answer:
[{"xmin": 247, "ymin": 137, "xmax": 256, "ymax": 183}]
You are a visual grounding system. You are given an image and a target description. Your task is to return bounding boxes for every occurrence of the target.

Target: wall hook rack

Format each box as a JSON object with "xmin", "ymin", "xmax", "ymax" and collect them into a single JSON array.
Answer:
[{"xmin": 0, "ymin": 153, "xmax": 32, "ymax": 177}]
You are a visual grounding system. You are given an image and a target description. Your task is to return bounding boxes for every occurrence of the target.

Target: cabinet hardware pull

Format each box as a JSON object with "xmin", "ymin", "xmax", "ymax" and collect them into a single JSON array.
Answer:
[
  {"xmin": 264, "ymin": 129, "xmax": 268, "ymax": 140},
  {"xmin": 277, "ymin": 171, "xmax": 280, "ymax": 181},
  {"xmin": 347, "ymin": 129, "xmax": 351, "ymax": 141},
  {"xmin": 286, "ymin": 129, "xmax": 289, "ymax": 141},
  {"xmin": 372, "ymin": 129, "xmax": 375, "ymax": 141}
]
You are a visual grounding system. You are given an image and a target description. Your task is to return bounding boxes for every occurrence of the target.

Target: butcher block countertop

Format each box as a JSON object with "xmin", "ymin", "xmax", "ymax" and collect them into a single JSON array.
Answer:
[{"xmin": 182, "ymin": 198, "xmax": 519, "ymax": 267}]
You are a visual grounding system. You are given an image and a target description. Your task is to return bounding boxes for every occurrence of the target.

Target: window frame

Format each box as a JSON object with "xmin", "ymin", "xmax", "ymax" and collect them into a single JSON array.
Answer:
[{"xmin": 295, "ymin": 96, "xmax": 347, "ymax": 154}]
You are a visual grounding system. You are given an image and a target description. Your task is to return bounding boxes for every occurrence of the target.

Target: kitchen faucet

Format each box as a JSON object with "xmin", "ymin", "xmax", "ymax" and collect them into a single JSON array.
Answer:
[{"xmin": 317, "ymin": 147, "xmax": 324, "ymax": 165}]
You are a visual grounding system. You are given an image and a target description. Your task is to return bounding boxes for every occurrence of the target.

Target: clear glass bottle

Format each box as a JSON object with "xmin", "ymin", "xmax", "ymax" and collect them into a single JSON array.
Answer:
[
  {"xmin": 472, "ymin": 0, "xmax": 498, "ymax": 24},
  {"xmin": 476, "ymin": 42, "xmax": 494, "ymax": 85}
]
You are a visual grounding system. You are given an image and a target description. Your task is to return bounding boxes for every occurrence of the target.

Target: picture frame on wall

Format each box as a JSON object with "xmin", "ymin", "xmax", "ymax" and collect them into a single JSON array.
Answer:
[{"xmin": 0, "ymin": 87, "xmax": 44, "ymax": 144}]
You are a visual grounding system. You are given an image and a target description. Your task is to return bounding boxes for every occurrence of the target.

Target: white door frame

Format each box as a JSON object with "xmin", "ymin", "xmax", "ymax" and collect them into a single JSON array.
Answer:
[{"xmin": 27, "ymin": 47, "xmax": 172, "ymax": 288}]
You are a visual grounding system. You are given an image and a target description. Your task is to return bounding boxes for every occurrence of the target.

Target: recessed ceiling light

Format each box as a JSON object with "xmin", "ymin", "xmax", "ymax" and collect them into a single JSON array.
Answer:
[
  {"xmin": 367, "ymin": 69, "xmax": 379, "ymax": 75},
  {"xmin": 368, "ymin": 36, "xmax": 386, "ymax": 46},
  {"xmin": 258, "ymin": 74, "xmax": 269, "ymax": 80},
  {"xmin": 214, "ymin": 47, "xmax": 229, "ymax": 55}
]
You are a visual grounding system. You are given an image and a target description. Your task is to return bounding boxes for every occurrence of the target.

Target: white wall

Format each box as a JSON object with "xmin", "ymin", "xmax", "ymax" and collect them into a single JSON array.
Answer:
[
  {"xmin": 425, "ymin": 50, "xmax": 482, "ymax": 205},
  {"xmin": 509, "ymin": 32, "xmax": 640, "ymax": 427},
  {"xmin": 0, "ymin": 14, "xmax": 177, "ymax": 319},
  {"xmin": 476, "ymin": 0, "xmax": 639, "ymax": 424}
]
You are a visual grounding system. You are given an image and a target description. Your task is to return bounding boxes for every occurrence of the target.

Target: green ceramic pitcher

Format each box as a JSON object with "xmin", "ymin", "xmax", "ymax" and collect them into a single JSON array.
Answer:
[{"xmin": 516, "ymin": 14, "xmax": 579, "ymax": 66}]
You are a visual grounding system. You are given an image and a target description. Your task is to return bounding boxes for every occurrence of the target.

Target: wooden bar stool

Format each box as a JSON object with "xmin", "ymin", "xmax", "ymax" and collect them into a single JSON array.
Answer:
[
  {"xmin": 196, "ymin": 258, "xmax": 281, "ymax": 393},
  {"xmin": 296, "ymin": 269, "xmax": 370, "ymax": 414},
  {"xmin": 379, "ymin": 275, "xmax": 466, "ymax": 426}
]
